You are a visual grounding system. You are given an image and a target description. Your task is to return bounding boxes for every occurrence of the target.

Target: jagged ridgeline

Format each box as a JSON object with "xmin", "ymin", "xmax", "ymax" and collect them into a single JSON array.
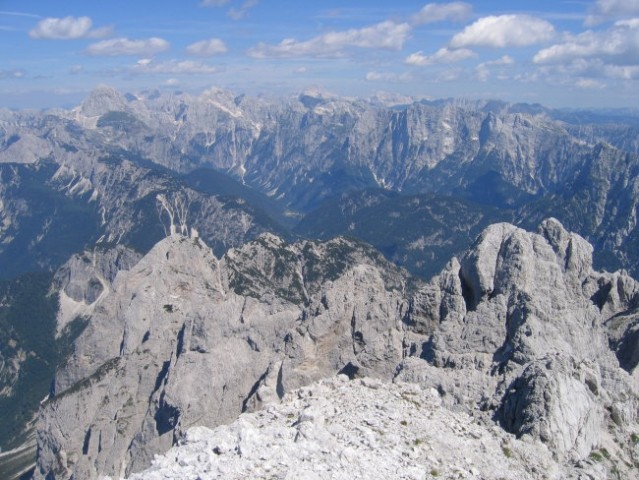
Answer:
[
  {"xmin": 1, "ymin": 88, "xmax": 639, "ymax": 478},
  {"xmin": 33, "ymin": 221, "xmax": 639, "ymax": 479}
]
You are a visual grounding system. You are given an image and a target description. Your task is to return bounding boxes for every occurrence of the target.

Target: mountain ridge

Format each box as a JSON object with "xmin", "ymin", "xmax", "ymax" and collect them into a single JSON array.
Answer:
[
  {"xmin": 32, "ymin": 219, "xmax": 639, "ymax": 479},
  {"xmin": 3, "ymin": 86, "xmax": 639, "ymax": 277}
]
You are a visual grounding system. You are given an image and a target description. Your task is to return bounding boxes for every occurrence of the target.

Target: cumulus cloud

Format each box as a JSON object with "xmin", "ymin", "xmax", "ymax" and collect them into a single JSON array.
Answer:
[
  {"xmin": 475, "ymin": 55, "xmax": 514, "ymax": 81},
  {"xmin": 534, "ymin": 19, "xmax": 639, "ymax": 86},
  {"xmin": 489, "ymin": 55, "xmax": 514, "ymax": 65},
  {"xmin": 131, "ymin": 59, "xmax": 218, "ymax": 74},
  {"xmin": 534, "ymin": 20, "xmax": 639, "ymax": 66},
  {"xmin": 29, "ymin": 16, "xmax": 112, "ymax": 40},
  {"xmin": 538, "ymin": 58, "xmax": 639, "ymax": 82},
  {"xmin": 405, "ymin": 47, "xmax": 476, "ymax": 66},
  {"xmin": 86, "ymin": 37, "xmax": 170, "ymax": 56},
  {"xmin": 585, "ymin": 0, "xmax": 639, "ymax": 26},
  {"xmin": 411, "ymin": 2, "xmax": 473, "ymax": 25},
  {"xmin": 450, "ymin": 15, "xmax": 555, "ymax": 48},
  {"xmin": 186, "ymin": 38, "xmax": 228, "ymax": 56},
  {"xmin": 248, "ymin": 20, "xmax": 411, "ymax": 58},
  {"xmin": 229, "ymin": 0, "xmax": 259, "ymax": 20}
]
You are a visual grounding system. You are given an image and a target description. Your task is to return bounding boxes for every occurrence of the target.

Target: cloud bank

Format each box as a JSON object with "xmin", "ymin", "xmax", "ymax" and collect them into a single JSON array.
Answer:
[
  {"xmin": 186, "ymin": 39, "xmax": 228, "ymax": 56},
  {"xmin": 248, "ymin": 20, "xmax": 411, "ymax": 58},
  {"xmin": 450, "ymin": 15, "xmax": 555, "ymax": 48},
  {"xmin": 411, "ymin": 2, "xmax": 473, "ymax": 25},
  {"xmin": 86, "ymin": 37, "xmax": 170, "ymax": 56},
  {"xmin": 29, "ymin": 16, "xmax": 112, "ymax": 40}
]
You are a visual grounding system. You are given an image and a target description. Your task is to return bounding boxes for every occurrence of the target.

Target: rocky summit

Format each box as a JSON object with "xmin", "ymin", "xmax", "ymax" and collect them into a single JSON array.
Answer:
[
  {"xmin": 108, "ymin": 376, "xmax": 586, "ymax": 480},
  {"xmin": 33, "ymin": 219, "xmax": 639, "ymax": 479}
]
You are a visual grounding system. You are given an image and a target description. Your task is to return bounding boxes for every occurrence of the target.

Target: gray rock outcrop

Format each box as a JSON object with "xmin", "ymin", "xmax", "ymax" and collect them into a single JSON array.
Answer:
[
  {"xmin": 35, "ymin": 233, "xmax": 413, "ymax": 479},
  {"xmin": 34, "ymin": 219, "xmax": 639, "ymax": 479},
  {"xmin": 398, "ymin": 218, "xmax": 639, "ymax": 471},
  {"xmin": 111, "ymin": 376, "xmax": 586, "ymax": 480}
]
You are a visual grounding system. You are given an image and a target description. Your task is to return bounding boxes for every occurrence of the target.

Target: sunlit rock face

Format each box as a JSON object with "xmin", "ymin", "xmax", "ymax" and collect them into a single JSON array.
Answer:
[{"xmin": 35, "ymin": 219, "xmax": 639, "ymax": 480}]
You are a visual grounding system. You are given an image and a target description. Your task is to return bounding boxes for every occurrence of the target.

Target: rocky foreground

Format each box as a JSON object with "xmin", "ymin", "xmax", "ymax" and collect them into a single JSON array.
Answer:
[
  {"xmin": 107, "ymin": 375, "xmax": 614, "ymax": 480},
  {"xmin": 35, "ymin": 219, "xmax": 639, "ymax": 479}
]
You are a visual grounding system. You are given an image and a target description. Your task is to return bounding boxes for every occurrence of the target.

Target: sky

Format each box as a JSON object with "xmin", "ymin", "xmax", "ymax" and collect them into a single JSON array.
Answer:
[{"xmin": 1, "ymin": 0, "xmax": 639, "ymax": 109}]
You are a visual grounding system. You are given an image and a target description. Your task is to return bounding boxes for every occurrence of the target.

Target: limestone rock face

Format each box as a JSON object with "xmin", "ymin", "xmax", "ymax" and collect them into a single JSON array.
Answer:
[
  {"xmin": 500, "ymin": 355, "xmax": 604, "ymax": 461},
  {"xmin": 398, "ymin": 218, "xmax": 639, "ymax": 469},
  {"xmin": 79, "ymin": 85, "xmax": 128, "ymax": 118},
  {"xmin": 34, "ymin": 219, "xmax": 639, "ymax": 480},
  {"xmin": 34, "ymin": 234, "xmax": 415, "ymax": 479},
  {"xmin": 53, "ymin": 245, "xmax": 142, "ymax": 334}
]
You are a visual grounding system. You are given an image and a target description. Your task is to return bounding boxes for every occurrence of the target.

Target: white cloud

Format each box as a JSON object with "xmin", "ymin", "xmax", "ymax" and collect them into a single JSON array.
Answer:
[
  {"xmin": 575, "ymin": 78, "xmax": 606, "ymax": 89},
  {"xmin": 131, "ymin": 59, "xmax": 218, "ymax": 74},
  {"xmin": 618, "ymin": 18, "xmax": 639, "ymax": 28},
  {"xmin": 450, "ymin": 15, "xmax": 555, "ymax": 48},
  {"xmin": 29, "ymin": 16, "xmax": 112, "ymax": 40},
  {"xmin": 229, "ymin": 0, "xmax": 259, "ymax": 20},
  {"xmin": 405, "ymin": 47, "xmax": 476, "ymax": 66},
  {"xmin": 86, "ymin": 37, "xmax": 170, "ymax": 56},
  {"xmin": 248, "ymin": 20, "xmax": 411, "ymax": 58},
  {"xmin": 411, "ymin": 2, "xmax": 473, "ymax": 25},
  {"xmin": 594, "ymin": 0, "xmax": 639, "ymax": 16},
  {"xmin": 365, "ymin": 71, "xmax": 389, "ymax": 81},
  {"xmin": 533, "ymin": 20, "xmax": 639, "ymax": 87},
  {"xmin": 585, "ymin": 0, "xmax": 639, "ymax": 26},
  {"xmin": 475, "ymin": 55, "xmax": 514, "ymax": 81},
  {"xmin": 165, "ymin": 78, "xmax": 180, "ymax": 86},
  {"xmin": 489, "ymin": 55, "xmax": 515, "ymax": 66},
  {"xmin": 200, "ymin": 0, "xmax": 229, "ymax": 6},
  {"xmin": 186, "ymin": 38, "xmax": 228, "ymax": 56},
  {"xmin": 533, "ymin": 20, "xmax": 639, "ymax": 66},
  {"xmin": 365, "ymin": 71, "xmax": 413, "ymax": 82}
]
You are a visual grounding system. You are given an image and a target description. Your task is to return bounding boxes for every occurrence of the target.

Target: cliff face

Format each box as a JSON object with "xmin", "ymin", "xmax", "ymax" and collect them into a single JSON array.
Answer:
[
  {"xmin": 35, "ymin": 219, "xmax": 639, "ymax": 479},
  {"xmin": 398, "ymin": 218, "xmax": 639, "ymax": 471},
  {"xmin": 34, "ymin": 232, "xmax": 415, "ymax": 479}
]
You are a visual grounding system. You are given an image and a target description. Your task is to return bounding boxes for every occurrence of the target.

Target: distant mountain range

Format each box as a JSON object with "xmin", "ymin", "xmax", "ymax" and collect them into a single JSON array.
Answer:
[{"xmin": 2, "ymin": 86, "xmax": 639, "ymax": 280}]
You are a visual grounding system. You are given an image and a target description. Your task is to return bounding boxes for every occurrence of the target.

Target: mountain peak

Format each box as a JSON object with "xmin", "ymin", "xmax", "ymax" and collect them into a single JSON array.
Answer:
[{"xmin": 80, "ymin": 85, "xmax": 127, "ymax": 117}]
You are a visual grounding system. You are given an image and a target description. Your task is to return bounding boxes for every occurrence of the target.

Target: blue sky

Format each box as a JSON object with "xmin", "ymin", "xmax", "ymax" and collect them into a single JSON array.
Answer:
[{"xmin": 1, "ymin": 1, "xmax": 639, "ymax": 109}]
